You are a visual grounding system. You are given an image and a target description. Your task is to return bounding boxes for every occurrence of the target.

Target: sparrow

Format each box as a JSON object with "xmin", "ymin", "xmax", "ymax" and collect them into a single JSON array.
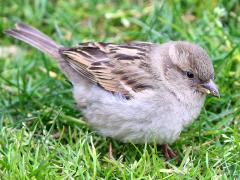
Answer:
[{"xmin": 5, "ymin": 23, "xmax": 219, "ymax": 159}]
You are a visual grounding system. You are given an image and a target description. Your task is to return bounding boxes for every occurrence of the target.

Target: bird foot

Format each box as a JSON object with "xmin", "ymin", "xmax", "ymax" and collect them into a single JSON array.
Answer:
[{"xmin": 161, "ymin": 144, "xmax": 177, "ymax": 159}]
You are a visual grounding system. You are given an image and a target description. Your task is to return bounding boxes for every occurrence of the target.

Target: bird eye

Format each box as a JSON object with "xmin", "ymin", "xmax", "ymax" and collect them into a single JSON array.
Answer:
[{"xmin": 186, "ymin": 71, "xmax": 194, "ymax": 78}]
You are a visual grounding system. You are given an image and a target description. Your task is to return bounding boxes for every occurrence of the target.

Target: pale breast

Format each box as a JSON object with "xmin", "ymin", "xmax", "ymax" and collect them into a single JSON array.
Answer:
[{"xmin": 73, "ymin": 84, "xmax": 203, "ymax": 144}]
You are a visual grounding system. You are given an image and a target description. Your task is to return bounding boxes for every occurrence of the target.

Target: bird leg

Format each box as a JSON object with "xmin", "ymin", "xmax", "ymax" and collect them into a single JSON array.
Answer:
[
  {"xmin": 108, "ymin": 139, "xmax": 114, "ymax": 160},
  {"xmin": 161, "ymin": 144, "xmax": 177, "ymax": 159}
]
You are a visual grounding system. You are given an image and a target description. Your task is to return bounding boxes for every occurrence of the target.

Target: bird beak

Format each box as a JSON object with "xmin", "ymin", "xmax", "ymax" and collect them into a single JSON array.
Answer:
[{"xmin": 198, "ymin": 79, "xmax": 220, "ymax": 97}]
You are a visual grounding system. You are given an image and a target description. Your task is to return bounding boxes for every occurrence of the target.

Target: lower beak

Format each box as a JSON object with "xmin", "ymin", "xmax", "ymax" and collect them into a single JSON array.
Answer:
[{"xmin": 198, "ymin": 79, "xmax": 220, "ymax": 98}]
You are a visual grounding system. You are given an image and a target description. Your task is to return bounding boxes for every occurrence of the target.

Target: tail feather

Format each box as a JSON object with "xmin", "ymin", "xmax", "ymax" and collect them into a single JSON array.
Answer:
[
  {"xmin": 5, "ymin": 22, "xmax": 85, "ymax": 84},
  {"xmin": 4, "ymin": 23, "xmax": 62, "ymax": 59},
  {"xmin": 15, "ymin": 22, "xmax": 57, "ymax": 46}
]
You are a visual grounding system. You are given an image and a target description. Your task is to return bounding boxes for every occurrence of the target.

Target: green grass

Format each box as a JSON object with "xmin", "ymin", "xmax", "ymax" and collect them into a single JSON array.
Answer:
[{"xmin": 1, "ymin": 0, "xmax": 240, "ymax": 179}]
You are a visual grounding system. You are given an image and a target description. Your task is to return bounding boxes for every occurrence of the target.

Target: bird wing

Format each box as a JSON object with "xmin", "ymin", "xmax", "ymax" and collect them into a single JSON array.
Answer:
[{"xmin": 60, "ymin": 42, "xmax": 155, "ymax": 98}]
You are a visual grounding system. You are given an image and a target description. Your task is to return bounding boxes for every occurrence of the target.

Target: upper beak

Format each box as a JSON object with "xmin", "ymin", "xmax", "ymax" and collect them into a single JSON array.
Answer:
[{"xmin": 198, "ymin": 79, "xmax": 220, "ymax": 98}]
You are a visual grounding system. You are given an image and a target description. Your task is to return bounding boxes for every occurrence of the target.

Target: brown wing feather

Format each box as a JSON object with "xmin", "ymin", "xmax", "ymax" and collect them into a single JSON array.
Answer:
[{"xmin": 60, "ymin": 42, "xmax": 155, "ymax": 97}]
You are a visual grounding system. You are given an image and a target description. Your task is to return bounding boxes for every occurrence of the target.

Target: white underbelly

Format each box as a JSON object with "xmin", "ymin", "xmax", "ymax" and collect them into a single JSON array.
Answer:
[{"xmin": 73, "ymin": 85, "xmax": 201, "ymax": 144}]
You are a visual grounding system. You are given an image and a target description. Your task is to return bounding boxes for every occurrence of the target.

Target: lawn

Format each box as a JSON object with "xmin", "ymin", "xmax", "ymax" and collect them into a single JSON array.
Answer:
[{"xmin": 1, "ymin": 0, "xmax": 240, "ymax": 179}]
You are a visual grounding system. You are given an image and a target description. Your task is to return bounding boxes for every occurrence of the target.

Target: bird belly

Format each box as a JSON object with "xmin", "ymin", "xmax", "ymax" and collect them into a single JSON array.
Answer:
[{"xmin": 73, "ymin": 85, "xmax": 201, "ymax": 145}]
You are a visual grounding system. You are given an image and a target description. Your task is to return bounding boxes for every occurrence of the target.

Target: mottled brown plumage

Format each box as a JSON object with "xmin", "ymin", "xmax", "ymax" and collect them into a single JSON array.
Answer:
[{"xmin": 60, "ymin": 42, "xmax": 155, "ymax": 97}]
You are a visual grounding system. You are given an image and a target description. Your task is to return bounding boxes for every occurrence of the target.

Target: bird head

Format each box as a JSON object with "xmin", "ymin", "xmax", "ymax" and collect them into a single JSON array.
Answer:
[{"xmin": 163, "ymin": 41, "xmax": 219, "ymax": 98}]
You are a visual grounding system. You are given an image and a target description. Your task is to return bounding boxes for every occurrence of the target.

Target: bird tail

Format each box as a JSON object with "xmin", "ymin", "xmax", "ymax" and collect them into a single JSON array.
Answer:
[{"xmin": 4, "ymin": 22, "xmax": 62, "ymax": 59}]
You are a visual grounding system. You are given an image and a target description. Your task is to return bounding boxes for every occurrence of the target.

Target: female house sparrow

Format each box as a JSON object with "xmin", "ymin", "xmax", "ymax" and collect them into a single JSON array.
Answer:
[{"xmin": 5, "ymin": 23, "xmax": 219, "ymax": 159}]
